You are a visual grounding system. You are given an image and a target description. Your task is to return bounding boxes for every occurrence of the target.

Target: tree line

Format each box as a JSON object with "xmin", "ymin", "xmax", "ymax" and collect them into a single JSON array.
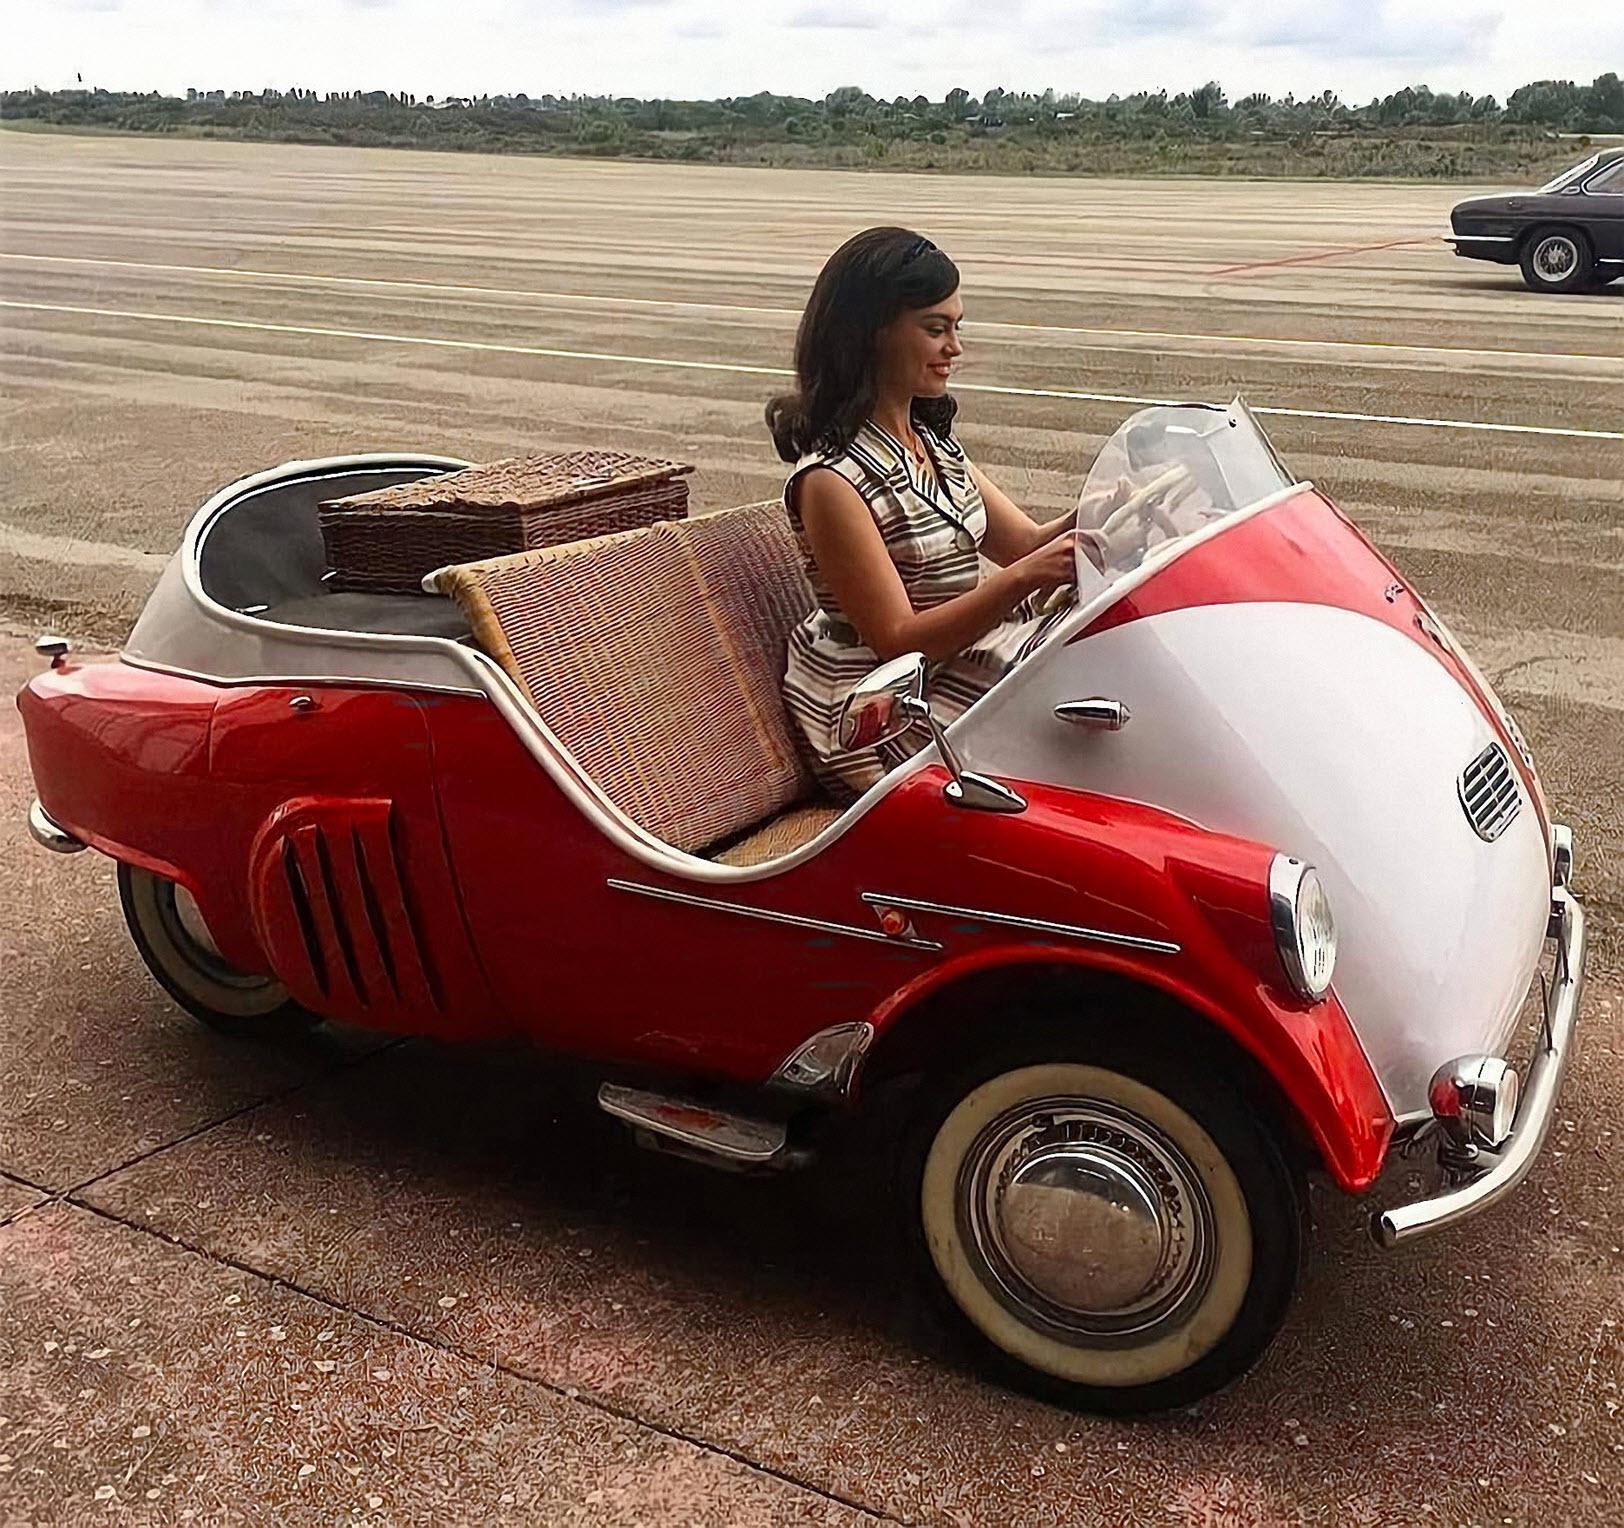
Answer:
[{"xmin": 4, "ymin": 76, "xmax": 1620, "ymax": 179}]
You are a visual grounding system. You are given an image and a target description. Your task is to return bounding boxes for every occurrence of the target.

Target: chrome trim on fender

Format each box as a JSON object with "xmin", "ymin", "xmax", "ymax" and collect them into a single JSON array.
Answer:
[
  {"xmin": 119, "ymin": 652, "xmax": 487, "ymax": 699},
  {"xmin": 772, "ymin": 1022, "xmax": 875, "ymax": 1100},
  {"xmin": 28, "ymin": 799, "xmax": 86, "ymax": 854},
  {"xmin": 859, "ymin": 891, "xmax": 1180, "ymax": 955},
  {"xmin": 606, "ymin": 879, "xmax": 943, "ymax": 952},
  {"xmin": 1443, "ymin": 233, "xmax": 1516, "ymax": 244},
  {"xmin": 1373, "ymin": 885, "xmax": 1586, "ymax": 1248}
]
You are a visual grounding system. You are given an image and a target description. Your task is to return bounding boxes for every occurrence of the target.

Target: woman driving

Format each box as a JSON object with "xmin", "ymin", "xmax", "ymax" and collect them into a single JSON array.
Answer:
[{"xmin": 767, "ymin": 226, "xmax": 1101, "ymax": 797}]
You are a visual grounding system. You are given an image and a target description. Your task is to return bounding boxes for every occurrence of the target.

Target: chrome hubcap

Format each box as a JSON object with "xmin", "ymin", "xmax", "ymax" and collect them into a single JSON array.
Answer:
[
  {"xmin": 959, "ymin": 1101, "xmax": 1214, "ymax": 1340},
  {"xmin": 1535, "ymin": 237, "xmax": 1577, "ymax": 280}
]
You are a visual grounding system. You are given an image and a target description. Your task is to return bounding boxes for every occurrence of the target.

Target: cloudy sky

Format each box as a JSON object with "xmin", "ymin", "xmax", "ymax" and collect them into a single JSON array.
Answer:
[{"xmin": 10, "ymin": 0, "xmax": 1622, "ymax": 105}]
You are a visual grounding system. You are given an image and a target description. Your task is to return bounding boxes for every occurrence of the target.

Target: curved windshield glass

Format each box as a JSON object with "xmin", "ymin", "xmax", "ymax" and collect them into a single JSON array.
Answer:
[
  {"xmin": 1072, "ymin": 398, "xmax": 1295, "ymax": 587},
  {"xmin": 1540, "ymin": 155, "xmax": 1598, "ymax": 193}
]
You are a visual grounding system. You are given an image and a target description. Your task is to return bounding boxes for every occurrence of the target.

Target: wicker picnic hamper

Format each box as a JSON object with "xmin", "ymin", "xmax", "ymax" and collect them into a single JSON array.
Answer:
[{"xmin": 317, "ymin": 450, "xmax": 694, "ymax": 594}]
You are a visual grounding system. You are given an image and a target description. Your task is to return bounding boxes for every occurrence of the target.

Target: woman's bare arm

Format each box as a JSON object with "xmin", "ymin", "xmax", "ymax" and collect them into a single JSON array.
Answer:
[
  {"xmin": 971, "ymin": 463, "xmax": 1074, "ymax": 566},
  {"xmin": 796, "ymin": 469, "xmax": 1073, "ymax": 665}
]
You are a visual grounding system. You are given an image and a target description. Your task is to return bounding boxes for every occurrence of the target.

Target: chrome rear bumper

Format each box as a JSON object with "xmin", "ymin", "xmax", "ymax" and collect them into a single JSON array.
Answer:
[
  {"xmin": 28, "ymin": 799, "xmax": 86, "ymax": 854},
  {"xmin": 1372, "ymin": 880, "xmax": 1586, "ymax": 1247}
]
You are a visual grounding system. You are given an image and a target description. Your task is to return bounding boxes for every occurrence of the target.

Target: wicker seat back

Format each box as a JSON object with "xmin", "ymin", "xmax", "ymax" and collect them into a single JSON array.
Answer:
[{"xmin": 430, "ymin": 502, "xmax": 818, "ymax": 854}]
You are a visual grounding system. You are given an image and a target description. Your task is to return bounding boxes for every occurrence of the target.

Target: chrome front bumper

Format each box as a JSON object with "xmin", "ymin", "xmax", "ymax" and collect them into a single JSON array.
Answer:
[
  {"xmin": 1372, "ymin": 878, "xmax": 1586, "ymax": 1247},
  {"xmin": 27, "ymin": 799, "xmax": 85, "ymax": 854}
]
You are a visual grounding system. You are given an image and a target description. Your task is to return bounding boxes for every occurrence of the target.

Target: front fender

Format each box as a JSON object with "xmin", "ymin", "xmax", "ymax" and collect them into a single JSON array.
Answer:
[{"xmin": 860, "ymin": 776, "xmax": 1393, "ymax": 1192}]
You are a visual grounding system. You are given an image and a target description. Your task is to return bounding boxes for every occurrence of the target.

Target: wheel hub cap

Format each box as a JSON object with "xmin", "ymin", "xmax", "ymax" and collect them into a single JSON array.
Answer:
[
  {"xmin": 1536, "ymin": 238, "xmax": 1576, "ymax": 278},
  {"xmin": 961, "ymin": 1102, "xmax": 1214, "ymax": 1340}
]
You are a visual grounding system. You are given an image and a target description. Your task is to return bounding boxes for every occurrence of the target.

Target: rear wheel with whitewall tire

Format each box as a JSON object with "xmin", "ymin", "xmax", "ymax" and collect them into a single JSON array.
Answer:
[
  {"xmin": 118, "ymin": 863, "xmax": 313, "ymax": 1037},
  {"xmin": 1519, "ymin": 227, "xmax": 1596, "ymax": 293},
  {"xmin": 900, "ymin": 1032, "xmax": 1304, "ymax": 1413}
]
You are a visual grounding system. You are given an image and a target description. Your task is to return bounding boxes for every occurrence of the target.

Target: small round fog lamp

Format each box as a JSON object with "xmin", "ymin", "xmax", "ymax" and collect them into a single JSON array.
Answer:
[{"xmin": 1428, "ymin": 1055, "xmax": 1520, "ymax": 1150}]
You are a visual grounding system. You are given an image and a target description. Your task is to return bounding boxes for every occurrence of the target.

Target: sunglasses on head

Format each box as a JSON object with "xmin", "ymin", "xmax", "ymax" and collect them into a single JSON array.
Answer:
[{"xmin": 901, "ymin": 236, "xmax": 938, "ymax": 264}]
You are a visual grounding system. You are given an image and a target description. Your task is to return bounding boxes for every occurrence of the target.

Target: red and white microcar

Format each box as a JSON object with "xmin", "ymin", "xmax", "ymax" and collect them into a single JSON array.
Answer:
[{"xmin": 19, "ymin": 402, "xmax": 1587, "ymax": 1412}]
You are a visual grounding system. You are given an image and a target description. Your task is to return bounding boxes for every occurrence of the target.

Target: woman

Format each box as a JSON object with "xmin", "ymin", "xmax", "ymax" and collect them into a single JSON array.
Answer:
[{"xmin": 766, "ymin": 226, "xmax": 1100, "ymax": 798}]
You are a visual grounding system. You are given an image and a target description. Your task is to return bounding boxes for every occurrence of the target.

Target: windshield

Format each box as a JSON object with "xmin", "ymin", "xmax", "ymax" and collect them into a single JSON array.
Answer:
[
  {"xmin": 1072, "ymin": 398, "xmax": 1295, "ymax": 588},
  {"xmin": 1539, "ymin": 155, "xmax": 1598, "ymax": 193}
]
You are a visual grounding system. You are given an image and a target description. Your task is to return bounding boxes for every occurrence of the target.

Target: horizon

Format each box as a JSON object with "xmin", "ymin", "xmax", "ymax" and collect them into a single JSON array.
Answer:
[{"xmin": 8, "ymin": 1, "xmax": 1622, "ymax": 109}]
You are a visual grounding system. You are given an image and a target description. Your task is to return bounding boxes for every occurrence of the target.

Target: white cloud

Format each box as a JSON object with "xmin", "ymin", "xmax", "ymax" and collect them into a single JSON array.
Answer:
[{"xmin": 5, "ymin": 0, "xmax": 1619, "ymax": 103}]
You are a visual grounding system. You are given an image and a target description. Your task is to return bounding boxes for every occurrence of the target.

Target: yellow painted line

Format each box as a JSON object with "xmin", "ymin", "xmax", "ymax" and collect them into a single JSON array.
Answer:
[
  {"xmin": 2, "ymin": 250, "xmax": 1615, "ymax": 368},
  {"xmin": 4, "ymin": 298, "xmax": 1622, "ymax": 443}
]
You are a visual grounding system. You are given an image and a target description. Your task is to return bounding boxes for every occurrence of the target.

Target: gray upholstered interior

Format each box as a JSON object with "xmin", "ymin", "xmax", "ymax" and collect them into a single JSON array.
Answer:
[{"xmin": 196, "ymin": 465, "xmax": 471, "ymax": 640}]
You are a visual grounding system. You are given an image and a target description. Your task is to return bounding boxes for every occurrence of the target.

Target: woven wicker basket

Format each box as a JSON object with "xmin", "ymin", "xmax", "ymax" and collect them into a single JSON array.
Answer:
[{"xmin": 318, "ymin": 450, "xmax": 694, "ymax": 594}]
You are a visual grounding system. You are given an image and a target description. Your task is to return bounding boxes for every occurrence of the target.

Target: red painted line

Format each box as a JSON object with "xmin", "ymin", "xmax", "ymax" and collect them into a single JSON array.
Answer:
[{"xmin": 1207, "ymin": 236, "xmax": 1431, "ymax": 277}]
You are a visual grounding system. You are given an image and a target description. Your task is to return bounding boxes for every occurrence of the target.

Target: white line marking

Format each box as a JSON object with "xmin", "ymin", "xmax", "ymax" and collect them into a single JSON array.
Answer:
[
  {"xmin": 3, "ymin": 251, "xmax": 1615, "ymax": 368},
  {"xmin": 4, "ymin": 298, "xmax": 1621, "ymax": 443}
]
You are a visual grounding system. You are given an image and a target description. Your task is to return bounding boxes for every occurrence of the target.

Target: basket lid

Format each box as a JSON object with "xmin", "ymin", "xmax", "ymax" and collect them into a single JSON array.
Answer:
[{"xmin": 321, "ymin": 450, "xmax": 693, "ymax": 515}]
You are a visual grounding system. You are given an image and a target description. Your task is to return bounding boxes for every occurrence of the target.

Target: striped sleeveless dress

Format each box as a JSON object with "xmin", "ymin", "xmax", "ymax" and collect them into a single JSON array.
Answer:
[{"xmin": 782, "ymin": 419, "xmax": 1062, "ymax": 798}]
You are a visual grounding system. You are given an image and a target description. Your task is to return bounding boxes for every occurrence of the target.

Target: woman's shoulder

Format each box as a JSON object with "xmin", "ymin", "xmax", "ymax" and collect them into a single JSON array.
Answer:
[{"xmin": 784, "ymin": 447, "xmax": 871, "ymax": 524}]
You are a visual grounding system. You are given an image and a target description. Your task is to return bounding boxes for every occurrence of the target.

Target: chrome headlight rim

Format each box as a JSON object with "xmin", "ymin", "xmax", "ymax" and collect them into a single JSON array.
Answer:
[
  {"xmin": 1428, "ymin": 1054, "xmax": 1520, "ymax": 1150},
  {"xmin": 1268, "ymin": 854, "xmax": 1337, "ymax": 1001}
]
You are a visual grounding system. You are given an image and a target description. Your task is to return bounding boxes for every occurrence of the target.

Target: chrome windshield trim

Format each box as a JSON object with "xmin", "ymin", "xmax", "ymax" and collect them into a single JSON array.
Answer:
[
  {"xmin": 1373, "ymin": 885, "xmax": 1585, "ymax": 1248},
  {"xmin": 859, "ymin": 892, "xmax": 1180, "ymax": 955},
  {"xmin": 606, "ymin": 879, "xmax": 943, "ymax": 952}
]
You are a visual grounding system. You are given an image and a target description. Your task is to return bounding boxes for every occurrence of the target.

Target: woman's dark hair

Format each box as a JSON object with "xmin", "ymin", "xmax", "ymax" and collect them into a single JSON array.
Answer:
[{"xmin": 765, "ymin": 226, "xmax": 960, "ymax": 463}]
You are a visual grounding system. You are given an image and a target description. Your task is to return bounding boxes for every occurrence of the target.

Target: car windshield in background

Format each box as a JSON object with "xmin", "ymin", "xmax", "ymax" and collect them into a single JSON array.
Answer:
[
  {"xmin": 1073, "ymin": 399, "xmax": 1296, "ymax": 586},
  {"xmin": 1539, "ymin": 155, "xmax": 1600, "ymax": 193}
]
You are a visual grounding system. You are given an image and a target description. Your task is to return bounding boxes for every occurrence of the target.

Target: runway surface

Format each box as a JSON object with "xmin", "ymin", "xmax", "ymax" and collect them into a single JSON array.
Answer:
[{"xmin": 1, "ymin": 133, "xmax": 1621, "ymax": 1524}]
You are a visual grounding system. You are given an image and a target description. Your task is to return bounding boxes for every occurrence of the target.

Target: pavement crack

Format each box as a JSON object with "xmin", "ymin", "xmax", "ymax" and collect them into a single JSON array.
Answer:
[
  {"xmin": 51, "ymin": 1193, "xmax": 903, "ymax": 1525},
  {"xmin": 52, "ymin": 1034, "xmax": 414, "ymax": 1204}
]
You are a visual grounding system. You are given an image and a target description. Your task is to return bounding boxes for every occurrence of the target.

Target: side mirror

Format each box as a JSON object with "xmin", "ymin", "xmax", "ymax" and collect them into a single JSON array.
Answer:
[
  {"xmin": 837, "ymin": 652, "xmax": 927, "ymax": 751},
  {"xmin": 837, "ymin": 651, "xmax": 1025, "ymax": 814}
]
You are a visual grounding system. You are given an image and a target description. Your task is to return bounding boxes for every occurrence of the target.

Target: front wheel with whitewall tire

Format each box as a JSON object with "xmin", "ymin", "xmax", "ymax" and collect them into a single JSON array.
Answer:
[
  {"xmin": 118, "ymin": 864, "xmax": 313, "ymax": 1037},
  {"xmin": 901, "ymin": 1038, "xmax": 1304, "ymax": 1413}
]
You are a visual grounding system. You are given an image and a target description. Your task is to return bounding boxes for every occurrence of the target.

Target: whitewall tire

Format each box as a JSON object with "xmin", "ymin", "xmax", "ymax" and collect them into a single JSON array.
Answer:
[{"xmin": 903, "ymin": 1038, "xmax": 1302, "ymax": 1412}]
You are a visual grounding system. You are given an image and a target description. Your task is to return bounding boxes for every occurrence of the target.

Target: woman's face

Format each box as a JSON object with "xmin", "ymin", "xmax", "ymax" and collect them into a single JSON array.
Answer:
[{"xmin": 877, "ymin": 287, "xmax": 964, "ymax": 400}]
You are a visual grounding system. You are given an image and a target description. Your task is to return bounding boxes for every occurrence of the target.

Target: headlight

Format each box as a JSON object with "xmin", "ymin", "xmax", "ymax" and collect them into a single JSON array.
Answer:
[{"xmin": 1268, "ymin": 855, "xmax": 1337, "ymax": 1000}]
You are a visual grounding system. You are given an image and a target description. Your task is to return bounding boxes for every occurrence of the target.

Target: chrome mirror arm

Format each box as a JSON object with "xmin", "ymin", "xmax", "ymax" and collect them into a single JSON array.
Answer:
[{"xmin": 900, "ymin": 695, "xmax": 1026, "ymax": 814}]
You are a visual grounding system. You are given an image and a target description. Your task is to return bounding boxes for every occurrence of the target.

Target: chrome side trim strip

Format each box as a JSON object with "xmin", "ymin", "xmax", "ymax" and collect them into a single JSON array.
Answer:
[
  {"xmin": 606, "ymin": 879, "xmax": 943, "ymax": 952},
  {"xmin": 1445, "ymin": 234, "xmax": 1516, "ymax": 244},
  {"xmin": 859, "ymin": 892, "xmax": 1180, "ymax": 955},
  {"xmin": 119, "ymin": 653, "xmax": 486, "ymax": 698},
  {"xmin": 1373, "ymin": 885, "xmax": 1586, "ymax": 1248},
  {"xmin": 28, "ymin": 799, "xmax": 86, "ymax": 854}
]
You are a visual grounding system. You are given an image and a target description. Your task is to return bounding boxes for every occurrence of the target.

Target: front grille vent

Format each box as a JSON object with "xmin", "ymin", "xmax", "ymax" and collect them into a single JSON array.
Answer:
[{"xmin": 1458, "ymin": 742, "xmax": 1520, "ymax": 842}]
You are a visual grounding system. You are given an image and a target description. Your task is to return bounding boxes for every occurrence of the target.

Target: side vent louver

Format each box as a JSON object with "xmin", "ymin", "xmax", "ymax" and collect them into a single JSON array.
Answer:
[
  {"xmin": 1458, "ymin": 742, "xmax": 1520, "ymax": 842},
  {"xmin": 256, "ymin": 801, "xmax": 443, "ymax": 1019}
]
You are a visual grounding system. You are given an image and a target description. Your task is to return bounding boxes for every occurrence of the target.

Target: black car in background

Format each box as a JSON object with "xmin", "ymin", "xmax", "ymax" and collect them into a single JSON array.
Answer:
[{"xmin": 1447, "ymin": 148, "xmax": 1624, "ymax": 292}]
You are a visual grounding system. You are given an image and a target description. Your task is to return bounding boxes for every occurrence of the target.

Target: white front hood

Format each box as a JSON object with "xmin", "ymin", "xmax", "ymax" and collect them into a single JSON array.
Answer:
[{"xmin": 958, "ymin": 602, "xmax": 1551, "ymax": 1118}]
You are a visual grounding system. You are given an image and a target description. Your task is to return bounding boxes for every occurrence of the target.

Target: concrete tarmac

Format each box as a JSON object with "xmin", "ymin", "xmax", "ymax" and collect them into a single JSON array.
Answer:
[{"xmin": 1, "ymin": 133, "xmax": 1621, "ymax": 1525}]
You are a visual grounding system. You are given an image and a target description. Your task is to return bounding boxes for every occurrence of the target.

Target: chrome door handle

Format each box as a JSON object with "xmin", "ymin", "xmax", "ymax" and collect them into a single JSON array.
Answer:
[{"xmin": 1055, "ymin": 698, "xmax": 1131, "ymax": 731}]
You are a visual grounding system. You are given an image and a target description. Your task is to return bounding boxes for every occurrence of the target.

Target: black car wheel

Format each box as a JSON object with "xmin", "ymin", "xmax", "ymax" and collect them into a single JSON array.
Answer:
[
  {"xmin": 118, "ymin": 864, "xmax": 313, "ymax": 1037},
  {"xmin": 899, "ymin": 1027, "xmax": 1303, "ymax": 1413},
  {"xmin": 1519, "ymin": 227, "xmax": 1596, "ymax": 293}
]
